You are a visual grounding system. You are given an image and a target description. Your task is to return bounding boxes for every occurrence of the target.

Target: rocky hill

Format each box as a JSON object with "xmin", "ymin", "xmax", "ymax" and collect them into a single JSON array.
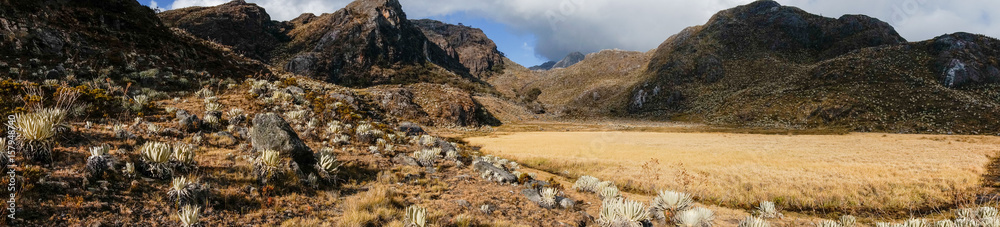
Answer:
[
  {"xmin": 0, "ymin": 0, "xmax": 269, "ymax": 80},
  {"xmin": 551, "ymin": 51, "xmax": 586, "ymax": 69},
  {"xmin": 528, "ymin": 52, "xmax": 586, "ymax": 71},
  {"xmin": 158, "ymin": 0, "xmax": 287, "ymax": 63},
  {"xmin": 411, "ymin": 19, "xmax": 506, "ymax": 79},
  {"xmin": 161, "ymin": 0, "xmax": 481, "ymax": 89},
  {"xmin": 626, "ymin": 0, "xmax": 1000, "ymax": 134}
]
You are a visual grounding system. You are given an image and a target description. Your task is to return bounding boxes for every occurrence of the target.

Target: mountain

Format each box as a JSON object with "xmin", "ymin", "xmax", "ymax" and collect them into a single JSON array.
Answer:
[
  {"xmin": 528, "ymin": 52, "xmax": 586, "ymax": 71},
  {"xmin": 161, "ymin": 0, "xmax": 478, "ymax": 89},
  {"xmin": 411, "ymin": 19, "xmax": 506, "ymax": 78},
  {"xmin": 529, "ymin": 61, "xmax": 556, "ymax": 71},
  {"xmin": 551, "ymin": 51, "xmax": 585, "ymax": 69},
  {"xmin": 158, "ymin": 0, "xmax": 287, "ymax": 64},
  {"xmin": 524, "ymin": 50, "xmax": 651, "ymax": 116},
  {"xmin": 624, "ymin": 0, "xmax": 1000, "ymax": 133},
  {"xmin": 0, "ymin": 0, "xmax": 269, "ymax": 80}
]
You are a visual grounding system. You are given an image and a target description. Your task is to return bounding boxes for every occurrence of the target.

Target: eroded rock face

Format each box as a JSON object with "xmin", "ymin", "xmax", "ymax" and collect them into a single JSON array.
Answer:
[
  {"xmin": 412, "ymin": 19, "xmax": 505, "ymax": 78},
  {"xmin": 250, "ymin": 113, "xmax": 317, "ymax": 174},
  {"xmin": 929, "ymin": 32, "xmax": 1000, "ymax": 88}
]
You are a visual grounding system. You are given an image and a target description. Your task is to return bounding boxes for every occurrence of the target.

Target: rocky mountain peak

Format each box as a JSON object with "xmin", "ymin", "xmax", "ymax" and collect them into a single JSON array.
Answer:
[{"xmin": 552, "ymin": 52, "xmax": 585, "ymax": 69}]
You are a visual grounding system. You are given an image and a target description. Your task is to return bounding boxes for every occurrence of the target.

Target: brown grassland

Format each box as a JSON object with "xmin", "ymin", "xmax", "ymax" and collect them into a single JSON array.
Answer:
[{"xmin": 466, "ymin": 125, "xmax": 1000, "ymax": 219}]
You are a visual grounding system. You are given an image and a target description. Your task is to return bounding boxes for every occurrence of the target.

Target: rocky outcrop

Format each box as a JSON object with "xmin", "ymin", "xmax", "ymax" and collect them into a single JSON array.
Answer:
[
  {"xmin": 159, "ymin": 0, "xmax": 286, "ymax": 63},
  {"xmin": 0, "ymin": 0, "xmax": 268, "ymax": 82},
  {"xmin": 368, "ymin": 83, "xmax": 499, "ymax": 127},
  {"xmin": 412, "ymin": 19, "xmax": 506, "ymax": 78},
  {"xmin": 473, "ymin": 161, "xmax": 516, "ymax": 183},
  {"xmin": 552, "ymin": 52, "xmax": 585, "ymax": 69},
  {"xmin": 926, "ymin": 32, "xmax": 1000, "ymax": 88},
  {"xmin": 250, "ymin": 113, "xmax": 317, "ymax": 174}
]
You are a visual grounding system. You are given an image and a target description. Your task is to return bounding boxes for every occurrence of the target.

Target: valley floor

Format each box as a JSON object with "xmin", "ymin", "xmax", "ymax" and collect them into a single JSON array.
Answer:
[{"xmin": 464, "ymin": 121, "xmax": 1000, "ymax": 225}]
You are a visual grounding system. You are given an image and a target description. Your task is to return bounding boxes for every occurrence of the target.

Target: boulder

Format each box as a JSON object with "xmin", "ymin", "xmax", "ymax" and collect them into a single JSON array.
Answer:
[
  {"xmin": 473, "ymin": 160, "xmax": 516, "ymax": 183},
  {"xmin": 175, "ymin": 110, "xmax": 201, "ymax": 132},
  {"xmin": 397, "ymin": 122, "xmax": 424, "ymax": 136},
  {"xmin": 250, "ymin": 113, "xmax": 317, "ymax": 174}
]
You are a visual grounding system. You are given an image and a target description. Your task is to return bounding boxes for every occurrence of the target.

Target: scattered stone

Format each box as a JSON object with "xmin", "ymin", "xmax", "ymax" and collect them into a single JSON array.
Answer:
[
  {"xmin": 473, "ymin": 160, "xmax": 517, "ymax": 183},
  {"xmin": 176, "ymin": 110, "xmax": 201, "ymax": 132},
  {"xmin": 392, "ymin": 153, "xmax": 420, "ymax": 166},
  {"xmin": 397, "ymin": 122, "xmax": 425, "ymax": 136}
]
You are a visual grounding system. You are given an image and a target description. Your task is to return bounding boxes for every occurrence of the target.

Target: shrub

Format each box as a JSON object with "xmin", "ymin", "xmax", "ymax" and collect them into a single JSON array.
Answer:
[
  {"xmin": 572, "ymin": 176, "xmax": 600, "ymax": 193},
  {"xmin": 172, "ymin": 143, "xmax": 196, "ymax": 164},
  {"xmin": 316, "ymin": 148, "xmax": 341, "ymax": 182},
  {"xmin": 597, "ymin": 182, "xmax": 620, "ymax": 200},
  {"xmin": 983, "ymin": 217, "xmax": 1000, "ymax": 227},
  {"xmin": 178, "ymin": 204, "xmax": 202, "ymax": 227},
  {"xmin": 405, "ymin": 205, "xmax": 427, "ymax": 227},
  {"xmin": 738, "ymin": 216, "xmax": 770, "ymax": 227},
  {"xmin": 673, "ymin": 206, "xmax": 714, "ymax": 227},
  {"xmin": 755, "ymin": 201, "xmax": 782, "ymax": 219},
  {"xmin": 86, "ymin": 145, "xmax": 115, "ymax": 179},
  {"xmin": 204, "ymin": 102, "xmax": 223, "ymax": 112},
  {"xmin": 140, "ymin": 142, "xmax": 173, "ymax": 179}
]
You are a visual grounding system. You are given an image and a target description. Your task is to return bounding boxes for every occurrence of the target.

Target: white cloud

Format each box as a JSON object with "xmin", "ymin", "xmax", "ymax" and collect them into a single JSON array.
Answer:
[
  {"xmin": 168, "ymin": 0, "xmax": 1000, "ymax": 60},
  {"xmin": 150, "ymin": 0, "xmax": 159, "ymax": 9}
]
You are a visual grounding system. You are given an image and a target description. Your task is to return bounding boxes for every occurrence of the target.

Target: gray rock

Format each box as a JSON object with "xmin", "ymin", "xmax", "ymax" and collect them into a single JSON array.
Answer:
[
  {"xmin": 285, "ymin": 86, "xmax": 304, "ymax": 95},
  {"xmin": 475, "ymin": 161, "xmax": 516, "ymax": 183},
  {"xmin": 251, "ymin": 113, "xmax": 317, "ymax": 174},
  {"xmin": 398, "ymin": 122, "xmax": 425, "ymax": 136},
  {"xmin": 521, "ymin": 188, "xmax": 542, "ymax": 204},
  {"xmin": 175, "ymin": 110, "xmax": 201, "ymax": 132},
  {"xmin": 392, "ymin": 153, "xmax": 420, "ymax": 166},
  {"xmin": 454, "ymin": 200, "xmax": 471, "ymax": 208},
  {"xmin": 557, "ymin": 197, "xmax": 575, "ymax": 210}
]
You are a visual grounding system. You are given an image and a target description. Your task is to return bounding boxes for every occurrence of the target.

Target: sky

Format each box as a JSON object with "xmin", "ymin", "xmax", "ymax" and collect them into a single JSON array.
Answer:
[{"xmin": 139, "ymin": 0, "xmax": 1000, "ymax": 67}]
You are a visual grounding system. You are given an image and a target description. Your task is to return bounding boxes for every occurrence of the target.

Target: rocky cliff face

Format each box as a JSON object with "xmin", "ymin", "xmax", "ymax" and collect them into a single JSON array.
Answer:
[
  {"xmin": 161, "ymin": 0, "xmax": 477, "ymax": 88},
  {"xmin": 0, "ymin": 0, "xmax": 268, "ymax": 81},
  {"xmin": 159, "ymin": 0, "xmax": 286, "ymax": 63},
  {"xmin": 411, "ymin": 19, "xmax": 506, "ymax": 78},
  {"xmin": 628, "ymin": 0, "xmax": 1000, "ymax": 134}
]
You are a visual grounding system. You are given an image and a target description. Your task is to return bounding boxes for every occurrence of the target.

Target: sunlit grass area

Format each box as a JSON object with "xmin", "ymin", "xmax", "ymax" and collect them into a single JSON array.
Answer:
[{"xmin": 467, "ymin": 131, "xmax": 1000, "ymax": 216}]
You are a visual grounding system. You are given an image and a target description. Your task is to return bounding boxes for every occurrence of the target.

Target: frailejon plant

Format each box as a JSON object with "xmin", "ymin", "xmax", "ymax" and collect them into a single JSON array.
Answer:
[
  {"xmin": 651, "ymin": 190, "xmax": 694, "ymax": 220},
  {"xmin": 86, "ymin": 145, "xmax": 115, "ymax": 179},
  {"xmin": 981, "ymin": 207, "xmax": 999, "ymax": 219},
  {"xmin": 13, "ymin": 108, "xmax": 65, "ymax": 162},
  {"xmin": 815, "ymin": 220, "xmax": 842, "ymax": 227},
  {"xmin": 140, "ymin": 142, "xmax": 173, "ymax": 179},
  {"xmin": 253, "ymin": 149, "xmax": 284, "ymax": 185},
  {"xmin": 933, "ymin": 220, "xmax": 955, "ymax": 227},
  {"xmin": 123, "ymin": 162, "xmax": 136, "ymax": 179},
  {"xmin": 673, "ymin": 206, "xmax": 714, "ymax": 227},
  {"xmin": 756, "ymin": 201, "xmax": 782, "ymax": 219},
  {"xmin": 540, "ymin": 187, "xmax": 559, "ymax": 208},
  {"xmin": 405, "ymin": 205, "xmax": 427, "ymax": 227},
  {"xmin": 413, "ymin": 148, "xmax": 442, "ymax": 167},
  {"xmin": 840, "ymin": 215, "xmax": 857, "ymax": 227},
  {"xmin": 597, "ymin": 198, "xmax": 650, "ymax": 227},
  {"xmin": 178, "ymin": 204, "xmax": 202, "ymax": 227},
  {"xmin": 168, "ymin": 176, "xmax": 210, "ymax": 208},
  {"xmin": 316, "ymin": 148, "xmax": 341, "ymax": 182},
  {"xmin": 172, "ymin": 143, "xmax": 197, "ymax": 173},
  {"xmin": 738, "ymin": 216, "xmax": 770, "ymax": 227},
  {"xmin": 572, "ymin": 176, "xmax": 600, "ymax": 193}
]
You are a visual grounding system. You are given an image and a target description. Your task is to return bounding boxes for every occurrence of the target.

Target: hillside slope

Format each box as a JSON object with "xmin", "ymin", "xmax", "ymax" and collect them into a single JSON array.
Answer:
[
  {"xmin": 625, "ymin": 0, "xmax": 1000, "ymax": 134},
  {"xmin": 411, "ymin": 19, "xmax": 506, "ymax": 79}
]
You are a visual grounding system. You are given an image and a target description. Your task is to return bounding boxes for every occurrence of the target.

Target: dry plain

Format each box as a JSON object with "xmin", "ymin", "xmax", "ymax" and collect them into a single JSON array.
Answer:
[{"xmin": 466, "ymin": 127, "xmax": 1000, "ymax": 219}]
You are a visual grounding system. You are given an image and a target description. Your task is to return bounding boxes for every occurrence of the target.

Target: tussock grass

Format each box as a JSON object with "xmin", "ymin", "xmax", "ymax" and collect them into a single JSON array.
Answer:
[{"xmin": 337, "ymin": 187, "xmax": 404, "ymax": 227}]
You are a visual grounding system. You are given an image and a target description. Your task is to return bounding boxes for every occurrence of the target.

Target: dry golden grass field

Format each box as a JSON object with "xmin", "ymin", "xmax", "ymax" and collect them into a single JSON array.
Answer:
[{"xmin": 466, "ymin": 129, "xmax": 1000, "ymax": 218}]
